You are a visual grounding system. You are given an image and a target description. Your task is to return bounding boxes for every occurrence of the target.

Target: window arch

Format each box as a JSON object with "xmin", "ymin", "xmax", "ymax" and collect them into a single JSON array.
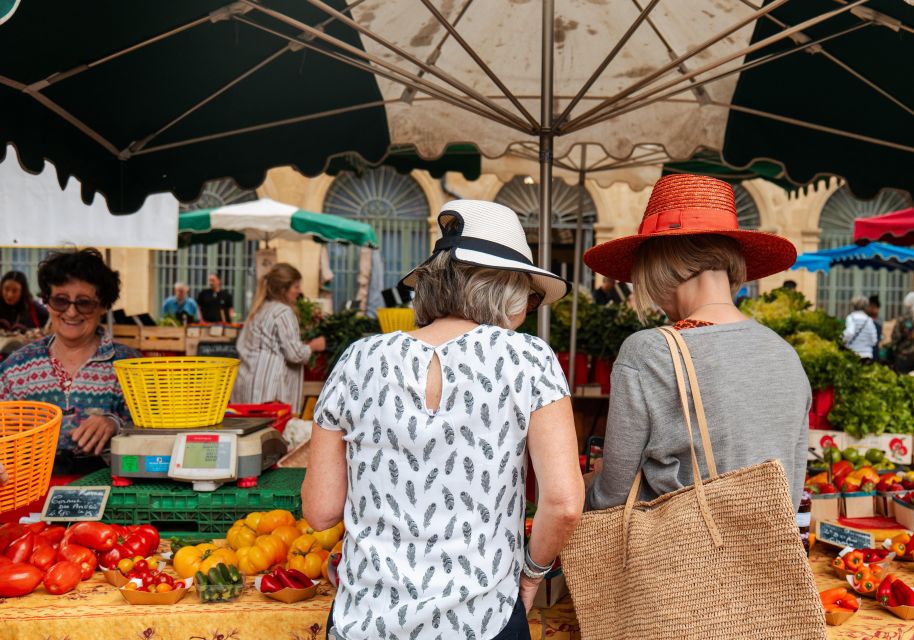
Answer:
[
  {"xmin": 155, "ymin": 178, "xmax": 259, "ymax": 319},
  {"xmin": 817, "ymin": 186, "xmax": 913, "ymax": 319},
  {"xmin": 733, "ymin": 184, "xmax": 761, "ymax": 230},
  {"xmin": 494, "ymin": 177, "xmax": 597, "ymax": 289},
  {"xmin": 323, "ymin": 167, "xmax": 429, "ymax": 311}
]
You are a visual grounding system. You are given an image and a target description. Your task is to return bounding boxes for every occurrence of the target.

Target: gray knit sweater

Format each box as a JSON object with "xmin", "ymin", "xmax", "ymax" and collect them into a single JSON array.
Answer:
[{"xmin": 586, "ymin": 320, "xmax": 810, "ymax": 512}]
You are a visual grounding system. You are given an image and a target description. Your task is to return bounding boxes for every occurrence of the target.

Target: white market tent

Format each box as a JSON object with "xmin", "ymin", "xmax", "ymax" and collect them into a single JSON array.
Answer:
[{"xmin": 0, "ymin": 146, "xmax": 178, "ymax": 250}]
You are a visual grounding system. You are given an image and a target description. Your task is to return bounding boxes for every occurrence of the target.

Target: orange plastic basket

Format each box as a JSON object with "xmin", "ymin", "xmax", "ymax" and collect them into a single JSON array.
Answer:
[
  {"xmin": 0, "ymin": 402, "xmax": 61, "ymax": 513},
  {"xmin": 377, "ymin": 308, "xmax": 416, "ymax": 334},
  {"xmin": 114, "ymin": 357, "xmax": 239, "ymax": 429}
]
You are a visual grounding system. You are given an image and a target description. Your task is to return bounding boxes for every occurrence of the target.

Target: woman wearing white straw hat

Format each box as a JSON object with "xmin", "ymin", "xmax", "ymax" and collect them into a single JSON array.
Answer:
[
  {"xmin": 582, "ymin": 174, "xmax": 809, "ymax": 513},
  {"xmin": 302, "ymin": 200, "xmax": 584, "ymax": 640}
]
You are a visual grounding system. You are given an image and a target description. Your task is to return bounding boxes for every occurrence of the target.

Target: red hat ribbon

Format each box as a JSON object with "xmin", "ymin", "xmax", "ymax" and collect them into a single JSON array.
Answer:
[{"xmin": 638, "ymin": 208, "xmax": 739, "ymax": 235}]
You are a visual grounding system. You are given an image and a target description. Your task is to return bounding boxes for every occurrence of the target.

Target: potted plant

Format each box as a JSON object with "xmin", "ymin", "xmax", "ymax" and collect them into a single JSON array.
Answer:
[
  {"xmin": 518, "ymin": 293, "xmax": 593, "ymax": 385},
  {"xmin": 580, "ymin": 303, "xmax": 663, "ymax": 393}
]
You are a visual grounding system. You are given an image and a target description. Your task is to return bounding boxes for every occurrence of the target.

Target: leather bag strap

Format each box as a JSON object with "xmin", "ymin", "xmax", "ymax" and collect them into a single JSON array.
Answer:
[{"xmin": 621, "ymin": 328, "xmax": 723, "ymax": 567}]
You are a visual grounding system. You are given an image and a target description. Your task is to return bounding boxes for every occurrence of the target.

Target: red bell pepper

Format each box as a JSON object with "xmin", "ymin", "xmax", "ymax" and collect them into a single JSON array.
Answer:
[
  {"xmin": 892, "ymin": 578, "xmax": 914, "ymax": 607},
  {"xmin": 128, "ymin": 525, "xmax": 159, "ymax": 552},
  {"xmin": 57, "ymin": 542, "xmax": 98, "ymax": 580},
  {"xmin": 67, "ymin": 522, "xmax": 117, "ymax": 552},
  {"xmin": 283, "ymin": 567, "xmax": 314, "ymax": 588},
  {"xmin": 29, "ymin": 544, "xmax": 57, "ymax": 572},
  {"xmin": 5, "ymin": 532, "xmax": 36, "ymax": 564},
  {"xmin": 98, "ymin": 524, "xmax": 160, "ymax": 568}
]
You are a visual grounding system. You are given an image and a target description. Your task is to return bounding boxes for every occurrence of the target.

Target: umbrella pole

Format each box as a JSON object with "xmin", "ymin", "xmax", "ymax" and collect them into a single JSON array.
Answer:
[
  {"xmin": 568, "ymin": 145, "xmax": 587, "ymax": 394},
  {"xmin": 536, "ymin": 0, "xmax": 555, "ymax": 343}
]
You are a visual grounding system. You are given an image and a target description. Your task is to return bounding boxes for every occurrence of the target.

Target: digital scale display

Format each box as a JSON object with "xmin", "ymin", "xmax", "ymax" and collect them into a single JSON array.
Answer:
[{"xmin": 182, "ymin": 435, "xmax": 232, "ymax": 469}]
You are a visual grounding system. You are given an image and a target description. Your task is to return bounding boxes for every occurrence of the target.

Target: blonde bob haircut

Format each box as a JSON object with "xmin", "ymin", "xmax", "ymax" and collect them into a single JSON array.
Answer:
[
  {"xmin": 412, "ymin": 251, "xmax": 533, "ymax": 328},
  {"xmin": 630, "ymin": 235, "xmax": 747, "ymax": 321}
]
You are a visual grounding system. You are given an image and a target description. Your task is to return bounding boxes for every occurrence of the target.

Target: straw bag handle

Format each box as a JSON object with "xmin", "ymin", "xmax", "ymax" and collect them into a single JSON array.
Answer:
[{"xmin": 622, "ymin": 327, "xmax": 724, "ymax": 567}]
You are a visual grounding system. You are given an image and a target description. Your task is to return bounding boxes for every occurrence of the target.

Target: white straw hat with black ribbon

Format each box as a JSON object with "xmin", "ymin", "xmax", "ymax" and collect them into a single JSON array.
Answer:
[{"xmin": 399, "ymin": 200, "xmax": 571, "ymax": 306}]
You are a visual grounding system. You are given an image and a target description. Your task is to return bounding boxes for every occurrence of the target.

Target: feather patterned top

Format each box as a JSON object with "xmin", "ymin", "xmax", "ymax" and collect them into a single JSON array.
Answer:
[{"xmin": 314, "ymin": 325, "xmax": 569, "ymax": 640}]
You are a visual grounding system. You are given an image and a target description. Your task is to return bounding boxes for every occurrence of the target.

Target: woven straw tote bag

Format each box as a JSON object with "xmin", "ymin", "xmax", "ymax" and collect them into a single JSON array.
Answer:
[{"xmin": 563, "ymin": 327, "xmax": 826, "ymax": 640}]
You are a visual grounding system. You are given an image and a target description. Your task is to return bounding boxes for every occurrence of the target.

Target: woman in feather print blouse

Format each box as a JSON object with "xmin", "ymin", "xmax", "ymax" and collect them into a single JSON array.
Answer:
[{"xmin": 304, "ymin": 200, "xmax": 584, "ymax": 640}]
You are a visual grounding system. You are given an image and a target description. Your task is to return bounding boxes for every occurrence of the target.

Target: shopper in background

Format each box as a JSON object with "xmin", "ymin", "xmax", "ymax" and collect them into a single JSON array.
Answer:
[
  {"xmin": 0, "ymin": 270, "xmax": 48, "ymax": 331},
  {"xmin": 161, "ymin": 282, "xmax": 199, "ymax": 324},
  {"xmin": 0, "ymin": 249, "xmax": 139, "ymax": 473},
  {"xmin": 197, "ymin": 273, "xmax": 234, "ymax": 323},
  {"xmin": 890, "ymin": 291, "xmax": 914, "ymax": 374},
  {"xmin": 592, "ymin": 275, "xmax": 629, "ymax": 306},
  {"xmin": 231, "ymin": 263, "xmax": 325, "ymax": 414},
  {"xmin": 867, "ymin": 294, "xmax": 883, "ymax": 361},
  {"xmin": 843, "ymin": 296, "xmax": 878, "ymax": 363},
  {"xmin": 303, "ymin": 200, "xmax": 583, "ymax": 640},
  {"xmin": 583, "ymin": 174, "xmax": 809, "ymax": 512}
]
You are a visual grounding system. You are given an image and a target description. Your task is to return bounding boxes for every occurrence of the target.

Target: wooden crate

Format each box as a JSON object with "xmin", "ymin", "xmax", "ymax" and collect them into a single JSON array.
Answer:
[
  {"xmin": 140, "ymin": 326, "xmax": 186, "ymax": 353},
  {"xmin": 112, "ymin": 325, "xmax": 141, "ymax": 350}
]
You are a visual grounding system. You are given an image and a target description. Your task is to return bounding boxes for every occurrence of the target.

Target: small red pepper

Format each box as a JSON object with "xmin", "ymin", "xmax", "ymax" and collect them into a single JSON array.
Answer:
[
  {"xmin": 878, "ymin": 574, "xmax": 898, "ymax": 605},
  {"xmin": 260, "ymin": 574, "xmax": 283, "ymax": 593},
  {"xmin": 273, "ymin": 567, "xmax": 305, "ymax": 590},
  {"xmin": 283, "ymin": 567, "xmax": 314, "ymax": 588},
  {"xmin": 892, "ymin": 578, "xmax": 914, "ymax": 607}
]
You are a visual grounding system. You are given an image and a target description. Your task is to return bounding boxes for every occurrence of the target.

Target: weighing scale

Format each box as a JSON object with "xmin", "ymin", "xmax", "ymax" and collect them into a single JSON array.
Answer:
[{"xmin": 109, "ymin": 417, "xmax": 287, "ymax": 491}]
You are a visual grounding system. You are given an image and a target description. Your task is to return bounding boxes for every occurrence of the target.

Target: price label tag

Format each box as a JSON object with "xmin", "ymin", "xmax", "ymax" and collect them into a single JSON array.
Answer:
[
  {"xmin": 816, "ymin": 520, "xmax": 875, "ymax": 550},
  {"xmin": 40, "ymin": 486, "xmax": 110, "ymax": 522}
]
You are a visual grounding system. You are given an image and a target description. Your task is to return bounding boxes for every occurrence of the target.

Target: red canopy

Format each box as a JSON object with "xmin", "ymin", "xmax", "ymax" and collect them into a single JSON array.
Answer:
[{"xmin": 854, "ymin": 208, "xmax": 914, "ymax": 246}]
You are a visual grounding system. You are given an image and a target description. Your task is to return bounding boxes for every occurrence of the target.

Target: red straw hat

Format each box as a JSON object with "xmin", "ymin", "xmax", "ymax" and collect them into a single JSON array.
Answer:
[{"xmin": 583, "ymin": 174, "xmax": 797, "ymax": 283}]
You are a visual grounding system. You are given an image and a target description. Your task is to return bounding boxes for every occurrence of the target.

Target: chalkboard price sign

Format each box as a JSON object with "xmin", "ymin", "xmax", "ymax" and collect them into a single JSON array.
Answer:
[
  {"xmin": 40, "ymin": 486, "xmax": 110, "ymax": 522},
  {"xmin": 196, "ymin": 342, "xmax": 239, "ymax": 359},
  {"xmin": 816, "ymin": 520, "xmax": 875, "ymax": 550}
]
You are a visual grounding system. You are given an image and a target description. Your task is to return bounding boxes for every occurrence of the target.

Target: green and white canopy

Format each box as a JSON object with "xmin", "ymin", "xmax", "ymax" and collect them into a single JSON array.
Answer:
[{"xmin": 178, "ymin": 198, "xmax": 378, "ymax": 247}]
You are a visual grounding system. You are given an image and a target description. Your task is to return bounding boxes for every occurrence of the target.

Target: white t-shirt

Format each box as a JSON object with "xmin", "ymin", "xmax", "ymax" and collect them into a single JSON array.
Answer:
[{"xmin": 314, "ymin": 325, "xmax": 569, "ymax": 640}]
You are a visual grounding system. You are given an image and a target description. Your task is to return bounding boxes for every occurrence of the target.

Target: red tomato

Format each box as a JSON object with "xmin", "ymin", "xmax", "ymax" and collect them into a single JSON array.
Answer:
[
  {"xmin": 43, "ymin": 561, "xmax": 82, "ymax": 595},
  {"xmin": 122, "ymin": 530, "xmax": 157, "ymax": 558},
  {"xmin": 0, "ymin": 563, "xmax": 44, "ymax": 597},
  {"xmin": 129, "ymin": 525, "xmax": 160, "ymax": 553},
  {"xmin": 57, "ymin": 543, "xmax": 97, "ymax": 580},
  {"xmin": 29, "ymin": 544, "xmax": 57, "ymax": 572},
  {"xmin": 0, "ymin": 523, "xmax": 25, "ymax": 554},
  {"xmin": 68, "ymin": 522, "xmax": 117, "ymax": 552},
  {"xmin": 4, "ymin": 532, "xmax": 36, "ymax": 564},
  {"xmin": 38, "ymin": 526, "xmax": 66, "ymax": 547},
  {"xmin": 141, "ymin": 573, "xmax": 156, "ymax": 588},
  {"xmin": 154, "ymin": 573, "xmax": 172, "ymax": 585}
]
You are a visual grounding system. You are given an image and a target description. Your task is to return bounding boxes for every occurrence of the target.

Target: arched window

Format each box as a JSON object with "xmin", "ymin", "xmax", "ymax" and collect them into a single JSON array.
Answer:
[
  {"xmin": 817, "ymin": 186, "xmax": 913, "ymax": 319},
  {"xmin": 733, "ymin": 184, "xmax": 762, "ymax": 298},
  {"xmin": 323, "ymin": 167, "xmax": 429, "ymax": 311},
  {"xmin": 494, "ymin": 177, "xmax": 597, "ymax": 290},
  {"xmin": 155, "ymin": 179, "xmax": 259, "ymax": 319}
]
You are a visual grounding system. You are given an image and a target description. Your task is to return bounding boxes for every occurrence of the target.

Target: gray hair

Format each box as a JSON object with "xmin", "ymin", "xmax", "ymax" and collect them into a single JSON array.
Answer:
[
  {"xmin": 851, "ymin": 296, "xmax": 869, "ymax": 311},
  {"xmin": 411, "ymin": 252, "xmax": 532, "ymax": 328}
]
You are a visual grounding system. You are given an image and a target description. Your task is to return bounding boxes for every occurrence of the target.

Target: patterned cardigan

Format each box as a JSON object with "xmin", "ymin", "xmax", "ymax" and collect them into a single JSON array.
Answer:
[{"xmin": 0, "ymin": 332, "xmax": 140, "ymax": 453}]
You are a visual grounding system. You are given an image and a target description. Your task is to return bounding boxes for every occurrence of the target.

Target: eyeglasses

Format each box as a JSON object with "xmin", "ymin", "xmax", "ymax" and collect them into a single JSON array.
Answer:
[
  {"xmin": 526, "ymin": 290, "xmax": 545, "ymax": 314},
  {"xmin": 47, "ymin": 295, "xmax": 101, "ymax": 315}
]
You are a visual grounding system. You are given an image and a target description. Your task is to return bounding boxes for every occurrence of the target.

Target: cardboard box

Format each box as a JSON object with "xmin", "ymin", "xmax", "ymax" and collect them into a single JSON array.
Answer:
[
  {"xmin": 811, "ymin": 494, "xmax": 840, "ymax": 525},
  {"xmin": 533, "ymin": 570, "xmax": 567, "ymax": 608},
  {"xmin": 842, "ymin": 493, "xmax": 875, "ymax": 519},
  {"xmin": 808, "ymin": 430, "xmax": 844, "ymax": 462},
  {"xmin": 876, "ymin": 491, "xmax": 906, "ymax": 518},
  {"xmin": 894, "ymin": 497, "xmax": 914, "ymax": 531}
]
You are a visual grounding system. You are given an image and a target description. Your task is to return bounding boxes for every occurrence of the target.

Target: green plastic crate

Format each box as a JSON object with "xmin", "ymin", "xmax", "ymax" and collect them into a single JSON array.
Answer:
[{"xmin": 69, "ymin": 468, "xmax": 305, "ymax": 534}]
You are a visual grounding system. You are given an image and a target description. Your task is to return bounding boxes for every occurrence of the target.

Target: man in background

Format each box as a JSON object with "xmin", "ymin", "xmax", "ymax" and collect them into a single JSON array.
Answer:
[
  {"xmin": 162, "ymin": 282, "xmax": 199, "ymax": 324},
  {"xmin": 593, "ymin": 276, "xmax": 629, "ymax": 305},
  {"xmin": 197, "ymin": 273, "xmax": 234, "ymax": 323}
]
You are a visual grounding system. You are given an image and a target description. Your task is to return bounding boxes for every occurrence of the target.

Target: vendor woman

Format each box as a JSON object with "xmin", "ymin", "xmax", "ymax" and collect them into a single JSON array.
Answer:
[{"xmin": 0, "ymin": 249, "xmax": 139, "ymax": 474}]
